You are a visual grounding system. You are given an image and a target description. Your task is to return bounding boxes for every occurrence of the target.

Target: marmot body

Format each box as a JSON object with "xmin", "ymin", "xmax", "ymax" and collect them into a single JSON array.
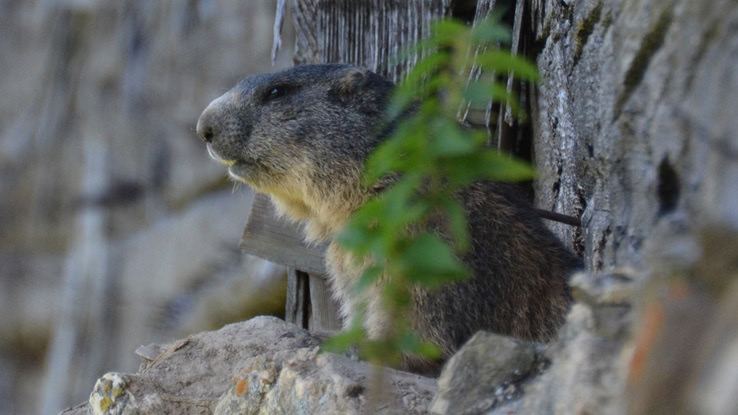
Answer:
[{"xmin": 197, "ymin": 64, "xmax": 580, "ymax": 370}]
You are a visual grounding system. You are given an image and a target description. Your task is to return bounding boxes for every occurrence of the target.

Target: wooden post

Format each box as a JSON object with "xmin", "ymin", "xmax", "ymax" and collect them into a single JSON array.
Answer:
[
  {"xmin": 307, "ymin": 274, "xmax": 342, "ymax": 331},
  {"xmin": 285, "ymin": 269, "xmax": 309, "ymax": 327},
  {"xmin": 241, "ymin": 193, "xmax": 342, "ymax": 331}
]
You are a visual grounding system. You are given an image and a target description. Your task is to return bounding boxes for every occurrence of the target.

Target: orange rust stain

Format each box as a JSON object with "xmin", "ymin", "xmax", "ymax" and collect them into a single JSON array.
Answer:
[
  {"xmin": 628, "ymin": 302, "xmax": 665, "ymax": 384},
  {"xmin": 235, "ymin": 379, "xmax": 249, "ymax": 396}
]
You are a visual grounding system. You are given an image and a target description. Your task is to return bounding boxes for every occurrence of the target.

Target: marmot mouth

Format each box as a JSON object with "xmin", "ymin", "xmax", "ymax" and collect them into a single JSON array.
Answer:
[
  {"xmin": 207, "ymin": 145, "xmax": 239, "ymax": 167},
  {"xmin": 227, "ymin": 161, "xmax": 258, "ymax": 185}
]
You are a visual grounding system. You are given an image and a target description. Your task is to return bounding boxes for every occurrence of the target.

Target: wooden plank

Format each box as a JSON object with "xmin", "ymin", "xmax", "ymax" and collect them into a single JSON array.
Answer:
[
  {"xmin": 285, "ymin": 268, "xmax": 310, "ymax": 328},
  {"xmin": 308, "ymin": 273, "xmax": 342, "ymax": 331},
  {"xmin": 286, "ymin": 269, "xmax": 341, "ymax": 332},
  {"xmin": 291, "ymin": 0, "xmax": 449, "ymax": 81},
  {"xmin": 240, "ymin": 193, "xmax": 328, "ymax": 276}
]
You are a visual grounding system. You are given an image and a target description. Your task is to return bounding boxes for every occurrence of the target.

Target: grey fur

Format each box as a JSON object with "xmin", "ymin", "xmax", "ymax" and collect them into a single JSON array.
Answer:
[{"xmin": 197, "ymin": 64, "xmax": 580, "ymax": 372}]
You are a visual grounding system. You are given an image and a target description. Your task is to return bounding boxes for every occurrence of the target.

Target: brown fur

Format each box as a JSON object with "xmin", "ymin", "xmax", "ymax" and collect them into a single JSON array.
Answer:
[{"xmin": 197, "ymin": 64, "xmax": 580, "ymax": 372}]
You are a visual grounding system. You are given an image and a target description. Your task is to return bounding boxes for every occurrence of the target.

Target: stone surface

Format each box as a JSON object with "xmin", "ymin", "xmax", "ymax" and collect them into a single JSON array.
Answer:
[
  {"xmin": 517, "ymin": 299, "xmax": 632, "ymax": 415},
  {"xmin": 423, "ymin": 270, "xmax": 636, "ymax": 415},
  {"xmin": 430, "ymin": 332, "xmax": 540, "ymax": 415},
  {"xmin": 533, "ymin": 0, "xmax": 738, "ymax": 270},
  {"xmin": 60, "ymin": 316, "xmax": 437, "ymax": 415},
  {"xmin": 521, "ymin": 0, "xmax": 738, "ymax": 411},
  {"xmin": 626, "ymin": 228, "xmax": 738, "ymax": 415},
  {"xmin": 0, "ymin": 2, "xmax": 295, "ymax": 414},
  {"xmin": 214, "ymin": 350, "xmax": 436, "ymax": 415}
]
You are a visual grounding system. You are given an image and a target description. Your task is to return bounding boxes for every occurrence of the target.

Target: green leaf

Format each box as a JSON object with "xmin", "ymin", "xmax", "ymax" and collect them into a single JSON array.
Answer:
[
  {"xmin": 441, "ymin": 155, "xmax": 488, "ymax": 187},
  {"xmin": 431, "ymin": 19, "xmax": 470, "ymax": 45},
  {"xmin": 322, "ymin": 326, "xmax": 365, "ymax": 353},
  {"xmin": 338, "ymin": 197, "xmax": 388, "ymax": 255},
  {"xmin": 355, "ymin": 265, "xmax": 384, "ymax": 292},
  {"xmin": 398, "ymin": 332, "xmax": 442, "ymax": 359},
  {"xmin": 383, "ymin": 175, "xmax": 428, "ymax": 229},
  {"xmin": 363, "ymin": 135, "xmax": 405, "ymax": 185},
  {"xmin": 476, "ymin": 50, "xmax": 540, "ymax": 82},
  {"xmin": 429, "ymin": 119, "xmax": 476, "ymax": 157},
  {"xmin": 470, "ymin": 130, "xmax": 489, "ymax": 146},
  {"xmin": 471, "ymin": 22, "xmax": 512, "ymax": 44},
  {"xmin": 402, "ymin": 233, "xmax": 469, "ymax": 287},
  {"xmin": 463, "ymin": 82, "xmax": 522, "ymax": 120},
  {"xmin": 440, "ymin": 197, "xmax": 470, "ymax": 251},
  {"xmin": 414, "ymin": 340, "xmax": 443, "ymax": 360},
  {"xmin": 471, "ymin": 9, "xmax": 511, "ymax": 44},
  {"xmin": 490, "ymin": 83, "xmax": 521, "ymax": 117},
  {"xmin": 383, "ymin": 279, "xmax": 412, "ymax": 309},
  {"xmin": 362, "ymin": 338, "xmax": 402, "ymax": 365},
  {"xmin": 462, "ymin": 80, "xmax": 499, "ymax": 104},
  {"xmin": 461, "ymin": 81, "xmax": 516, "ymax": 112},
  {"xmin": 403, "ymin": 52, "xmax": 450, "ymax": 87},
  {"xmin": 348, "ymin": 197, "xmax": 384, "ymax": 226},
  {"xmin": 442, "ymin": 151, "xmax": 534, "ymax": 186},
  {"xmin": 387, "ymin": 74, "xmax": 449, "ymax": 119},
  {"xmin": 477, "ymin": 152, "xmax": 536, "ymax": 181},
  {"xmin": 389, "ymin": 38, "xmax": 437, "ymax": 65},
  {"xmin": 336, "ymin": 225, "xmax": 369, "ymax": 252}
]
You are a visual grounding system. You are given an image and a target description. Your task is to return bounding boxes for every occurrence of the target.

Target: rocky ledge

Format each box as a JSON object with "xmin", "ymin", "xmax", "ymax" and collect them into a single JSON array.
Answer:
[{"xmin": 59, "ymin": 316, "xmax": 439, "ymax": 415}]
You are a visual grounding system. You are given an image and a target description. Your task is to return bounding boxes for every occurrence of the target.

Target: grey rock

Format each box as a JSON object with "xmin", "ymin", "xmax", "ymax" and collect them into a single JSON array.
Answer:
[
  {"xmin": 627, "ymin": 227, "xmax": 738, "ymax": 415},
  {"xmin": 215, "ymin": 350, "xmax": 436, "ymax": 415},
  {"xmin": 516, "ymin": 302, "xmax": 630, "ymax": 415},
  {"xmin": 504, "ymin": 269, "xmax": 636, "ymax": 415},
  {"xmin": 520, "ymin": 0, "xmax": 738, "ymax": 411},
  {"xmin": 569, "ymin": 271, "xmax": 634, "ymax": 339},
  {"xmin": 430, "ymin": 332, "xmax": 540, "ymax": 415},
  {"xmin": 58, "ymin": 403, "xmax": 88, "ymax": 415},
  {"xmin": 1, "ymin": 2, "xmax": 296, "ymax": 414},
  {"xmin": 62, "ymin": 316, "xmax": 436, "ymax": 415},
  {"xmin": 688, "ymin": 280, "xmax": 738, "ymax": 415}
]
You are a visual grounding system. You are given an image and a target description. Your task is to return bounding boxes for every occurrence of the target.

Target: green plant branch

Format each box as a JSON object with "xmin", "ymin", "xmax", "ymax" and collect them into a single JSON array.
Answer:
[{"xmin": 325, "ymin": 14, "xmax": 538, "ymax": 369}]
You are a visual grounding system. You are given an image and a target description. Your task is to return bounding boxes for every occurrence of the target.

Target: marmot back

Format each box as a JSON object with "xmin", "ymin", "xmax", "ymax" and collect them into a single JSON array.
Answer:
[{"xmin": 196, "ymin": 64, "xmax": 580, "ymax": 372}]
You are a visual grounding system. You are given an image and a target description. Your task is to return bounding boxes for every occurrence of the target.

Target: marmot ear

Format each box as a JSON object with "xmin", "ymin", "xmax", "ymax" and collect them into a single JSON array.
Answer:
[{"xmin": 335, "ymin": 68, "xmax": 369, "ymax": 96}]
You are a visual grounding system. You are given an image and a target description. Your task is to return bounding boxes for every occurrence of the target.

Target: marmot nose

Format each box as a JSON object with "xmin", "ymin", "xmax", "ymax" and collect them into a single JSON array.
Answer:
[{"xmin": 196, "ymin": 111, "xmax": 216, "ymax": 143}]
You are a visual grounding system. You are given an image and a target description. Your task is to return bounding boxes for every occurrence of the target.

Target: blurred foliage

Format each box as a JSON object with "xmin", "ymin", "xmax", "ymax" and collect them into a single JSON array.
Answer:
[{"xmin": 325, "ymin": 13, "xmax": 538, "ymax": 367}]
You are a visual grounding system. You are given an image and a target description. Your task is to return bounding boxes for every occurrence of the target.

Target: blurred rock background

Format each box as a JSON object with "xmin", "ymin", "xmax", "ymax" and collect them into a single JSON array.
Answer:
[{"xmin": 0, "ymin": 1, "xmax": 294, "ymax": 414}]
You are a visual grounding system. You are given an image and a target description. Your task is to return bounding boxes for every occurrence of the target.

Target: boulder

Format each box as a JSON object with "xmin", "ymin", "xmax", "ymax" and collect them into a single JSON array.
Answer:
[
  {"xmin": 430, "ymin": 332, "xmax": 541, "ymax": 415},
  {"xmin": 61, "ymin": 316, "xmax": 437, "ymax": 415}
]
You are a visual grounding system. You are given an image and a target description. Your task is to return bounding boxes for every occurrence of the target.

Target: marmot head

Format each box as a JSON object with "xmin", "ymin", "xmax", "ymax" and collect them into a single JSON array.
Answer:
[{"xmin": 197, "ymin": 64, "xmax": 394, "ymax": 238}]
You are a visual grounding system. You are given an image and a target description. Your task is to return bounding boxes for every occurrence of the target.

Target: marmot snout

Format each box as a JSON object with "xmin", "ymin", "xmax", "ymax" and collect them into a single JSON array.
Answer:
[{"xmin": 197, "ymin": 64, "xmax": 393, "ymax": 239}]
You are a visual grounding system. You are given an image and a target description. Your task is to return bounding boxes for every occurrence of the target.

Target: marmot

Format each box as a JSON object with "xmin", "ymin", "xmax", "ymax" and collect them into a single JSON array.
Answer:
[{"xmin": 196, "ymin": 64, "xmax": 580, "ymax": 371}]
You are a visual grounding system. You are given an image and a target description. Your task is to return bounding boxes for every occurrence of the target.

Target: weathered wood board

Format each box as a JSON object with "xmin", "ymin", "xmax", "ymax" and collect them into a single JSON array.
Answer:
[
  {"xmin": 240, "ymin": 193, "xmax": 328, "ymax": 276},
  {"xmin": 285, "ymin": 268, "xmax": 310, "ymax": 327},
  {"xmin": 284, "ymin": 269, "xmax": 342, "ymax": 331},
  {"xmin": 241, "ymin": 193, "xmax": 341, "ymax": 331},
  {"xmin": 307, "ymin": 273, "xmax": 343, "ymax": 331}
]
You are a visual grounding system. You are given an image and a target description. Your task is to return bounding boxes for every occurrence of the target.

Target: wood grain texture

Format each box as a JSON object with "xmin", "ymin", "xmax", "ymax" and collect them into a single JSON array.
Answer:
[
  {"xmin": 285, "ymin": 269, "xmax": 310, "ymax": 328},
  {"xmin": 308, "ymin": 273, "xmax": 343, "ymax": 331},
  {"xmin": 291, "ymin": 0, "xmax": 450, "ymax": 81},
  {"xmin": 240, "ymin": 193, "xmax": 328, "ymax": 276},
  {"xmin": 285, "ymin": 269, "xmax": 342, "ymax": 331}
]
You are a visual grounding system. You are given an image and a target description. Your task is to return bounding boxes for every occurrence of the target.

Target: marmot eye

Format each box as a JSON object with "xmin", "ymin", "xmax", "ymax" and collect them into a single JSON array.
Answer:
[{"xmin": 265, "ymin": 85, "xmax": 287, "ymax": 101}]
